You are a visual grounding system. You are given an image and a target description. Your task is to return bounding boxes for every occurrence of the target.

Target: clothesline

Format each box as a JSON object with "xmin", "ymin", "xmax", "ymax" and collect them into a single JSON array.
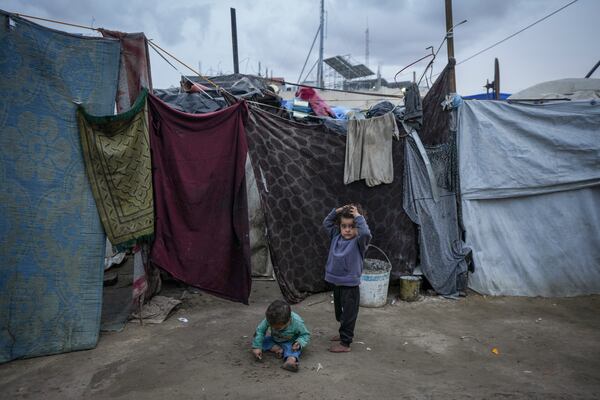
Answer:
[{"xmin": 12, "ymin": 11, "xmax": 233, "ymax": 98}]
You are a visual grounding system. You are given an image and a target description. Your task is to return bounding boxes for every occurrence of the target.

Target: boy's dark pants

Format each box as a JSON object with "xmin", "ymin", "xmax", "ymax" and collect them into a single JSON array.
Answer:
[{"xmin": 333, "ymin": 285, "xmax": 360, "ymax": 347}]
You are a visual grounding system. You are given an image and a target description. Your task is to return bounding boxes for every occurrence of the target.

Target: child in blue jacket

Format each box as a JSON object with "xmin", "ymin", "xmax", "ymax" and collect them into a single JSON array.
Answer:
[{"xmin": 323, "ymin": 204, "xmax": 372, "ymax": 352}]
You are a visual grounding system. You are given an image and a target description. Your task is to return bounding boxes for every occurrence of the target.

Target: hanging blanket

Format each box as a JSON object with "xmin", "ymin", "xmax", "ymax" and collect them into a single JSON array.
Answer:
[
  {"xmin": 344, "ymin": 112, "xmax": 400, "ymax": 187},
  {"xmin": 246, "ymin": 107, "xmax": 417, "ymax": 303},
  {"xmin": 0, "ymin": 11, "xmax": 120, "ymax": 363},
  {"xmin": 147, "ymin": 94, "xmax": 251, "ymax": 304},
  {"xmin": 77, "ymin": 89, "xmax": 154, "ymax": 247}
]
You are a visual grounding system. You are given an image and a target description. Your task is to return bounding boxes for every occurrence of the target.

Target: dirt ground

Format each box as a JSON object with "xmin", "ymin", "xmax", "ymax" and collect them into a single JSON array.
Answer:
[{"xmin": 1, "ymin": 279, "xmax": 599, "ymax": 400}]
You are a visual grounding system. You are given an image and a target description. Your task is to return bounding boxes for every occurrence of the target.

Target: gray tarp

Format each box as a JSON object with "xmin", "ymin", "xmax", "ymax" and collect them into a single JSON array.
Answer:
[
  {"xmin": 403, "ymin": 133, "xmax": 469, "ymax": 297},
  {"xmin": 458, "ymin": 100, "xmax": 600, "ymax": 296}
]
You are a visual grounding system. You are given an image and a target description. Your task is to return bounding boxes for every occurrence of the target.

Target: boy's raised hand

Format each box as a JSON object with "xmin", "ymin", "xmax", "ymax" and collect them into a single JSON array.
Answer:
[
  {"xmin": 252, "ymin": 348, "xmax": 263, "ymax": 360},
  {"xmin": 350, "ymin": 205, "xmax": 360, "ymax": 217}
]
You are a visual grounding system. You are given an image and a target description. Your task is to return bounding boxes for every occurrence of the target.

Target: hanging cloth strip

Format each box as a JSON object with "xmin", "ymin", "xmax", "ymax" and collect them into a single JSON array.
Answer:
[{"xmin": 99, "ymin": 29, "xmax": 153, "ymax": 112}]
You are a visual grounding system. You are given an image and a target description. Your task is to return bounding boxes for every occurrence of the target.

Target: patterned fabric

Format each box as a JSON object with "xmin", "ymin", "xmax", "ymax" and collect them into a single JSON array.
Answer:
[
  {"xmin": 246, "ymin": 107, "xmax": 418, "ymax": 303},
  {"xmin": 99, "ymin": 29, "xmax": 159, "ymax": 304},
  {"xmin": 77, "ymin": 89, "xmax": 153, "ymax": 247},
  {"xmin": 148, "ymin": 94, "xmax": 252, "ymax": 304},
  {"xmin": 0, "ymin": 11, "xmax": 120, "ymax": 362}
]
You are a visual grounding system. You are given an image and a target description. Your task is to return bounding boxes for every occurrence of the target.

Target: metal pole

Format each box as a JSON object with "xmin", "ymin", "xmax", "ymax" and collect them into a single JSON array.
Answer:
[
  {"xmin": 585, "ymin": 60, "xmax": 600, "ymax": 78},
  {"xmin": 230, "ymin": 8, "xmax": 239, "ymax": 74},
  {"xmin": 445, "ymin": 0, "xmax": 456, "ymax": 92},
  {"xmin": 317, "ymin": 0, "xmax": 325, "ymax": 87}
]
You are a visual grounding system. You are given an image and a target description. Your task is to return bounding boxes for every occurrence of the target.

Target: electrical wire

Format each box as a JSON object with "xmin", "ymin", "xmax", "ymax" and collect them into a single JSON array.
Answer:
[{"xmin": 458, "ymin": 0, "xmax": 578, "ymax": 66}]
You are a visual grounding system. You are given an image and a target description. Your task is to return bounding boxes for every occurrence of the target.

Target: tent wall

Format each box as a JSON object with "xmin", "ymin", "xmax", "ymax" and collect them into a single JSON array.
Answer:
[{"xmin": 458, "ymin": 100, "xmax": 600, "ymax": 296}]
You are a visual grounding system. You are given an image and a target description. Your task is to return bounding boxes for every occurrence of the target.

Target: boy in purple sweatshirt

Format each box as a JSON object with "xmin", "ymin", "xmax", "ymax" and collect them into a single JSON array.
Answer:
[{"xmin": 323, "ymin": 204, "xmax": 372, "ymax": 352}]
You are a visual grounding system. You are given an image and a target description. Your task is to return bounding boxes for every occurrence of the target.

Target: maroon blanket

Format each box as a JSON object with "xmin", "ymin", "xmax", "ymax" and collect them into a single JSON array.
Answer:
[{"xmin": 147, "ymin": 94, "xmax": 251, "ymax": 304}]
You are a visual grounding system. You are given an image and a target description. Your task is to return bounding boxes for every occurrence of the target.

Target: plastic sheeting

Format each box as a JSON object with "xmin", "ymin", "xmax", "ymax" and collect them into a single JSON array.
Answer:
[{"xmin": 458, "ymin": 100, "xmax": 600, "ymax": 296}]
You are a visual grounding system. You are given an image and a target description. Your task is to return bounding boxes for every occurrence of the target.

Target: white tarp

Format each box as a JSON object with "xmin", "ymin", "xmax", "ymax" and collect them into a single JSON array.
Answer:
[{"xmin": 458, "ymin": 100, "xmax": 600, "ymax": 296}]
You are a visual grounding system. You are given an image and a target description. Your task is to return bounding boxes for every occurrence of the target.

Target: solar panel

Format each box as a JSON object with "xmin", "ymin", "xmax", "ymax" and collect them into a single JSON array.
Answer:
[
  {"xmin": 324, "ymin": 56, "xmax": 375, "ymax": 79},
  {"xmin": 324, "ymin": 56, "xmax": 357, "ymax": 79},
  {"xmin": 353, "ymin": 64, "xmax": 374, "ymax": 78}
]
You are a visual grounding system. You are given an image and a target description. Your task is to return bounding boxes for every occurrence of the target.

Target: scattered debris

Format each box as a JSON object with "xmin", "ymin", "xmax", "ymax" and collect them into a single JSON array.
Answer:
[
  {"xmin": 242, "ymin": 335, "xmax": 248, "ymax": 338},
  {"xmin": 535, "ymin": 318, "xmax": 543, "ymax": 323},
  {"xmin": 330, "ymin": 300, "xmax": 334, "ymax": 304},
  {"xmin": 356, "ymin": 341, "xmax": 365, "ymax": 345},
  {"xmin": 178, "ymin": 317, "xmax": 189, "ymax": 324},
  {"xmin": 366, "ymin": 347, "xmax": 372, "ymax": 351},
  {"xmin": 403, "ymin": 342, "xmax": 408, "ymax": 345},
  {"xmin": 104, "ymin": 251, "xmax": 126, "ymax": 270},
  {"xmin": 460, "ymin": 335, "xmax": 482, "ymax": 343},
  {"xmin": 103, "ymin": 271, "xmax": 118, "ymax": 287},
  {"xmin": 391, "ymin": 299, "xmax": 396, "ymax": 305},
  {"xmin": 130, "ymin": 296, "xmax": 182, "ymax": 324},
  {"xmin": 316, "ymin": 363, "xmax": 323, "ymax": 372},
  {"xmin": 491, "ymin": 347, "xmax": 500, "ymax": 355},
  {"xmin": 523, "ymin": 370, "xmax": 532, "ymax": 374}
]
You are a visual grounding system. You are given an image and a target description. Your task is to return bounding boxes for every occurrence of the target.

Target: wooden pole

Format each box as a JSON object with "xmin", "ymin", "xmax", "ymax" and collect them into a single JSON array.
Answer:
[
  {"xmin": 445, "ymin": 0, "xmax": 456, "ymax": 92},
  {"xmin": 230, "ymin": 8, "xmax": 239, "ymax": 74}
]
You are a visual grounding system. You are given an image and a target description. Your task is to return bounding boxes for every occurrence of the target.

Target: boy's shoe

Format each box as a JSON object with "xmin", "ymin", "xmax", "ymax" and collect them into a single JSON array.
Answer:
[
  {"xmin": 329, "ymin": 343, "xmax": 351, "ymax": 353},
  {"xmin": 281, "ymin": 358, "xmax": 299, "ymax": 372},
  {"xmin": 330, "ymin": 335, "xmax": 341, "ymax": 341}
]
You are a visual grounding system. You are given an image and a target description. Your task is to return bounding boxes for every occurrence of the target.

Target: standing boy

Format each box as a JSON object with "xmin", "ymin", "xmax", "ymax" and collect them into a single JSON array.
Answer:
[{"xmin": 323, "ymin": 204, "xmax": 372, "ymax": 352}]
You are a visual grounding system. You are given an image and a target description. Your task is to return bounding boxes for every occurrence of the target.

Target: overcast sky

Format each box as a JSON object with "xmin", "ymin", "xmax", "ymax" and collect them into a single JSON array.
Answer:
[{"xmin": 4, "ymin": 0, "xmax": 598, "ymax": 95}]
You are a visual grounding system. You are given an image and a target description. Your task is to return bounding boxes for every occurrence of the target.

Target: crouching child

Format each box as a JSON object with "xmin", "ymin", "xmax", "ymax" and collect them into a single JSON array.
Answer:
[{"xmin": 252, "ymin": 300, "xmax": 311, "ymax": 372}]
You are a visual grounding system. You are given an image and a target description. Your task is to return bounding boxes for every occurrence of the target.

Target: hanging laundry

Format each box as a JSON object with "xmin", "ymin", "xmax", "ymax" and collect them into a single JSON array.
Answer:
[
  {"xmin": 0, "ymin": 11, "xmax": 120, "ymax": 363},
  {"xmin": 403, "ymin": 82, "xmax": 423, "ymax": 130},
  {"xmin": 295, "ymin": 86, "xmax": 335, "ymax": 117},
  {"xmin": 147, "ymin": 95, "xmax": 251, "ymax": 304},
  {"xmin": 77, "ymin": 89, "xmax": 154, "ymax": 247},
  {"xmin": 99, "ymin": 29, "xmax": 153, "ymax": 112},
  {"xmin": 344, "ymin": 112, "xmax": 400, "ymax": 187},
  {"xmin": 246, "ymin": 106, "xmax": 417, "ymax": 303}
]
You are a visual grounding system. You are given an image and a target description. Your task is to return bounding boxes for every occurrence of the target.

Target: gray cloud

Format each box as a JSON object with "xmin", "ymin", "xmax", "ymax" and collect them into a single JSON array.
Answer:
[{"xmin": 3, "ymin": 0, "xmax": 597, "ymax": 93}]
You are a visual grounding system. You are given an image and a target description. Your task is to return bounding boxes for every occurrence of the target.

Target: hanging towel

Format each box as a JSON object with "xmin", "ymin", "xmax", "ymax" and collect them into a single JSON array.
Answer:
[
  {"xmin": 344, "ymin": 112, "xmax": 399, "ymax": 187},
  {"xmin": 147, "ymin": 94, "xmax": 251, "ymax": 304}
]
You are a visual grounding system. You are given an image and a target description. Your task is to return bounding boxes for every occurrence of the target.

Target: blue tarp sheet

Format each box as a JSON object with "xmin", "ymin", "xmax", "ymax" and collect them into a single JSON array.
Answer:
[{"xmin": 0, "ymin": 11, "xmax": 120, "ymax": 362}]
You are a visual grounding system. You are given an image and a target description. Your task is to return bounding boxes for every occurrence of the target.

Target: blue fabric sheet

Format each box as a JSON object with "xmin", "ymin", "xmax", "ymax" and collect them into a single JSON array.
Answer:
[{"xmin": 0, "ymin": 11, "xmax": 120, "ymax": 363}]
